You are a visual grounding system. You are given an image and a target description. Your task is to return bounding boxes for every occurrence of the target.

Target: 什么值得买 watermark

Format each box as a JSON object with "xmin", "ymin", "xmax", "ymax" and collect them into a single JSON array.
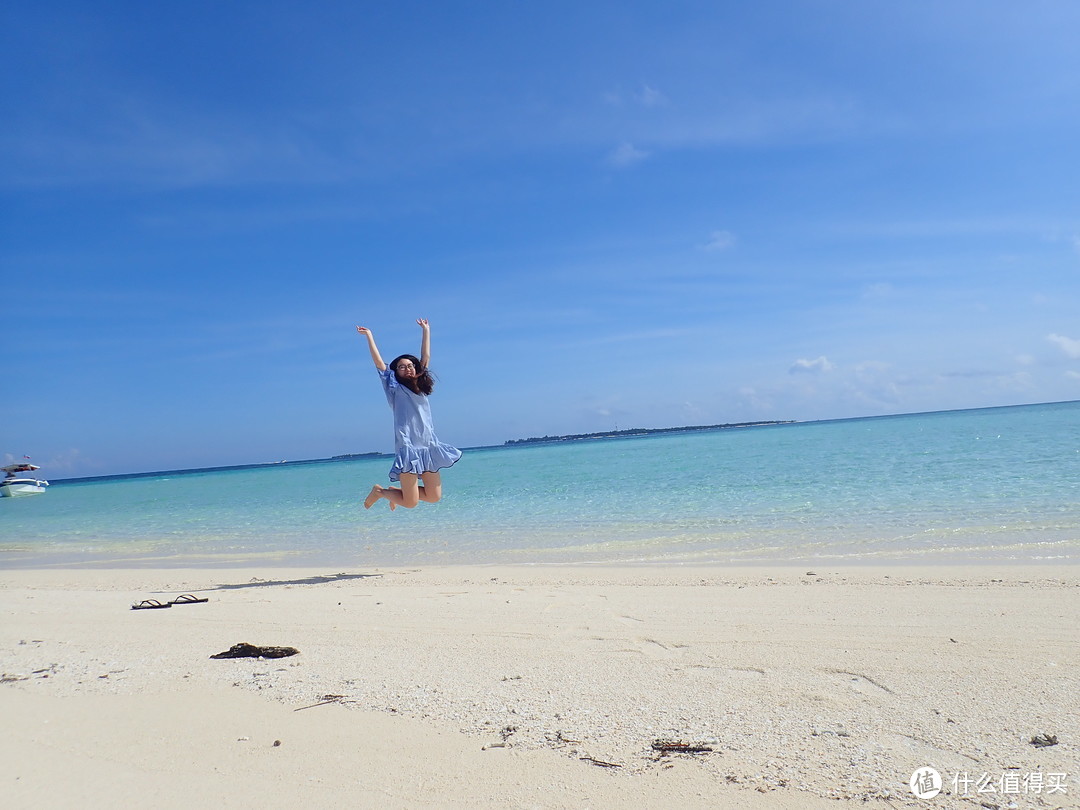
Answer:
[{"xmin": 910, "ymin": 767, "xmax": 1070, "ymax": 799}]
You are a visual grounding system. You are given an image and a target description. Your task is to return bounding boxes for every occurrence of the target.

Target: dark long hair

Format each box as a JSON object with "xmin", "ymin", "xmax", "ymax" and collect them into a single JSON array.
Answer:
[{"xmin": 390, "ymin": 354, "xmax": 434, "ymax": 395}]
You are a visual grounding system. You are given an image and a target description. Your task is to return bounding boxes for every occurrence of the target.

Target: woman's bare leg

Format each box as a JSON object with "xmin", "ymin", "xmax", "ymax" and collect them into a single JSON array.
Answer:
[
  {"xmin": 418, "ymin": 471, "xmax": 443, "ymax": 503},
  {"xmin": 373, "ymin": 474, "xmax": 420, "ymax": 509},
  {"xmin": 396, "ymin": 474, "xmax": 421, "ymax": 507},
  {"xmin": 365, "ymin": 472, "xmax": 440, "ymax": 510}
]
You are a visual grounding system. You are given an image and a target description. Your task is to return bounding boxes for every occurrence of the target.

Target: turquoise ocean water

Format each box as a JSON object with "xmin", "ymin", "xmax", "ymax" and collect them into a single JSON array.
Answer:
[{"xmin": 2, "ymin": 401, "xmax": 1078, "ymax": 568}]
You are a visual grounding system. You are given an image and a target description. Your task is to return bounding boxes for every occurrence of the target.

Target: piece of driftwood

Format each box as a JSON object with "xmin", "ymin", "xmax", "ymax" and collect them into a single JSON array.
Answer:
[
  {"xmin": 580, "ymin": 756, "xmax": 622, "ymax": 768},
  {"xmin": 1030, "ymin": 734, "xmax": 1059, "ymax": 748},
  {"xmin": 294, "ymin": 695, "xmax": 346, "ymax": 711},
  {"xmin": 551, "ymin": 731, "xmax": 581, "ymax": 745},
  {"xmin": 210, "ymin": 643, "xmax": 299, "ymax": 659},
  {"xmin": 651, "ymin": 739, "xmax": 715, "ymax": 754}
]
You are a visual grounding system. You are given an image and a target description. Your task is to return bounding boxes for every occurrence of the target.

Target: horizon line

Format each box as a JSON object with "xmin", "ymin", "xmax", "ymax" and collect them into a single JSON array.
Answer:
[{"xmin": 44, "ymin": 398, "xmax": 1078, "ymax": 484}]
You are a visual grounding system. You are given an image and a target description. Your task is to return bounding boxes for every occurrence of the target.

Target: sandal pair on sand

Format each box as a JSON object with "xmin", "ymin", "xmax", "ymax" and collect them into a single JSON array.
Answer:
[{"xmin": 130, "ymin": 594, "xmax": 208, "ymax": 610}]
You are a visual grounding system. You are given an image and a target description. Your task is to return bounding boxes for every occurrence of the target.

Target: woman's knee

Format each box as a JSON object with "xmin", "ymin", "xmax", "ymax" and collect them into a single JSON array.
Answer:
[{"xmin": 401, "ymin": 491, "xmax": 420, "ymax": 508}]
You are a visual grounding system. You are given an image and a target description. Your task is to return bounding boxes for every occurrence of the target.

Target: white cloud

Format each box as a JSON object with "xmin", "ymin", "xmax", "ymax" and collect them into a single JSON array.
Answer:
[
  {"xmin": 789, "ymin": 356, "xmax": 834, "ymax": 374},
  {"xmin": 607, "ymin": 142, "xmax": 649, "ymax": 167},
  {"xmin": 637, "ymin": 84, "xmax": 666, "ymax": 107},
  {"xmin": 703, "ymin": 229, "xmax": 736, "ymax": 252},
  {"xmin": 1047, "ymin": 333, "xmax": 1080, "ymax": 358},
  {"xmin": 1067, "ymin": 371, "xmax": 1080, "ymax": 381},
  {"xmin": 605, "ymin": 84, "xmax": 667, "ymax": 108}
]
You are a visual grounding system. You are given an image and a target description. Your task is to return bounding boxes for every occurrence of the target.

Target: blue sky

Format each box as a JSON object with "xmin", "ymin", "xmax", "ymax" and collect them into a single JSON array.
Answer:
[{"xmin": 3, "ymin": 0, "xmax": 1079, "ymax": 477}]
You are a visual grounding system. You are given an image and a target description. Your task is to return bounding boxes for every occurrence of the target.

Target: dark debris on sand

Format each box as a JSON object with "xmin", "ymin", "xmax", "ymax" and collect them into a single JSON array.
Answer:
[{"xmin": 210, "ymin": 643, "xmax": 300, "ymax": 660}]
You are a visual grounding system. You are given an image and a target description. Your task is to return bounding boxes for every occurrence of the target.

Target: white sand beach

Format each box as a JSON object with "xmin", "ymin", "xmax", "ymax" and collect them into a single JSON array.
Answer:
[{"xmin": 2, "ymin": 565, "xmax": 1078, "ymax": 809}]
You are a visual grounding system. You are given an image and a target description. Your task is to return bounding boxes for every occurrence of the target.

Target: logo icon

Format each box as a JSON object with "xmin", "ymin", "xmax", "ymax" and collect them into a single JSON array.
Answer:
[{"xmin": 910, "ymin": 767, "xmax": 943, "ymax": 799}]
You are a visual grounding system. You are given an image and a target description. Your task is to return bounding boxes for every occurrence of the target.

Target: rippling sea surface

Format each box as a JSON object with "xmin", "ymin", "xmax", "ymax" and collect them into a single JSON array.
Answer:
[{"xmin": 2, "ymin": 402, "xmax": 1078, "ymax": 567}]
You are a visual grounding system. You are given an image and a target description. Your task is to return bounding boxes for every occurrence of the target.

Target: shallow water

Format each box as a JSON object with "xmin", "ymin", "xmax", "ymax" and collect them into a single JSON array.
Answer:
[{"xmin": 2, "ymin": 402, "xmax": 1078, "ymax": 567}]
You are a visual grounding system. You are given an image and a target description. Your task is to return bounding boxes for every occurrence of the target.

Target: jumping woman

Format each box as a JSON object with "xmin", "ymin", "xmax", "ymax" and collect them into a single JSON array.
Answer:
[{"xmin": 356, "ymin": 319, "xmax": 461, "ymax": 510}]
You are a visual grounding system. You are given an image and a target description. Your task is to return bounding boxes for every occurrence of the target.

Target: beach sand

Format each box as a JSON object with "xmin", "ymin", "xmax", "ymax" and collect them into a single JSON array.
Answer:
[{"xmin": 1, "ymin": 565, "xmax": 1077, "ymax": 809}]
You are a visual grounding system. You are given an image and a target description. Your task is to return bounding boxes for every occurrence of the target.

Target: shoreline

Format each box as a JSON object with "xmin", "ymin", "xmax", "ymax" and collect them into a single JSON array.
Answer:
[
  {"xmin": 3, "ymin": 559, "xmax": 1076, "ymax": 574},
  {"xmin": 5, "ymin": 550, "xmax": 1080, "ymax": 571},
  {"xmin": 4, "ymin": 564, "xmax": 1078, "ymax": 808}
]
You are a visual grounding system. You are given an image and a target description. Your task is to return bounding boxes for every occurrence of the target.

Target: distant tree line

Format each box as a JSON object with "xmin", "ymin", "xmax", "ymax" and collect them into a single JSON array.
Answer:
[{"xmin": 505, "ymin": 421, "xmax": 794, "ymax": 445}]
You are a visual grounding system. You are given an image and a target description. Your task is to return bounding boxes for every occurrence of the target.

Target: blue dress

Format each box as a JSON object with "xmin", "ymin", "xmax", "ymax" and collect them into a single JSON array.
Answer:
[{"xmin": 379, "ymin": 368, "xmax": 462, "ymax": 483}]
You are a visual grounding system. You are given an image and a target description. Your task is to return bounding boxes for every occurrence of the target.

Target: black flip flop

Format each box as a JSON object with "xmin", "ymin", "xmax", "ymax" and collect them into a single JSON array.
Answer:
[
  {"xmin": 131, "ymin": 599, "xmax": 172, "ymax": 610},
  {"xmin": 169, "ymin": 594, "xmax": 209, "ymax": 605}
]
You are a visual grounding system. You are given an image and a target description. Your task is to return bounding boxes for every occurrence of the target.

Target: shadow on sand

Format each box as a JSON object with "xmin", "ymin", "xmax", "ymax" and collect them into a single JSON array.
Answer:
[{"xmin": 209, "ymin": 573, "xmax": 382, "ymax": 590}]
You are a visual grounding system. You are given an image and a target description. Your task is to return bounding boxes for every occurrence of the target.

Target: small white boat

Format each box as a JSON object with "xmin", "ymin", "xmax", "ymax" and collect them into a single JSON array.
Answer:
[{"xmin": 1, "ymin": 462, "xmax": 49, "ymax": 497}]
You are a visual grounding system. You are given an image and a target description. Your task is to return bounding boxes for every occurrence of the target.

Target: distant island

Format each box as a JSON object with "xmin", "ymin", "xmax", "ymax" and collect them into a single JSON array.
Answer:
[
  {"xmin": 505, "ymin": 421, "xmax": 794, "ymax": 446},
  {"xmin": 53, "ymin": 426, "xmax": 793, "ymax": 484}
]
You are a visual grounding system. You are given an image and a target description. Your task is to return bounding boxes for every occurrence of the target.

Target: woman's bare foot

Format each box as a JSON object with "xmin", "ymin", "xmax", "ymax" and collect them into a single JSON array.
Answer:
[{"xmin": 364, "ymin": 485, "xmax": 397, "ymax": 510}]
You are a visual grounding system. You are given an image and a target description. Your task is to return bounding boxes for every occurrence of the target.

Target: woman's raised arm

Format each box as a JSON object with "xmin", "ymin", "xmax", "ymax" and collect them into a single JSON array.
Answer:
[
  {"xmin": 417, "ymin": 318, "xmax": 431, "ymax": 369},
  {"xmin": 356, "ymin": 326, "xmax": 387, "ymax": 371}
]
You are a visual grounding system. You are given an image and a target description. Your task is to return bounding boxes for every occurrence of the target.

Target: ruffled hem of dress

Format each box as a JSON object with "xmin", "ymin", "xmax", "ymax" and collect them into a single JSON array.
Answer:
[{"xmin": 388, "ymin": 444, "xmax": 463, "ymax": 482}]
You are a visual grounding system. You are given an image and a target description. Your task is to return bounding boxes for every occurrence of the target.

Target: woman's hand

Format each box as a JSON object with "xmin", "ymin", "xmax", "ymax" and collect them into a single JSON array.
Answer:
[
  {"xmin": 357, "ymin": 325, "xmax": 372, "ymax": 336},
  {"xmin": 416, "ymin": 318, "xmax": 429, "ymax": 330}
]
